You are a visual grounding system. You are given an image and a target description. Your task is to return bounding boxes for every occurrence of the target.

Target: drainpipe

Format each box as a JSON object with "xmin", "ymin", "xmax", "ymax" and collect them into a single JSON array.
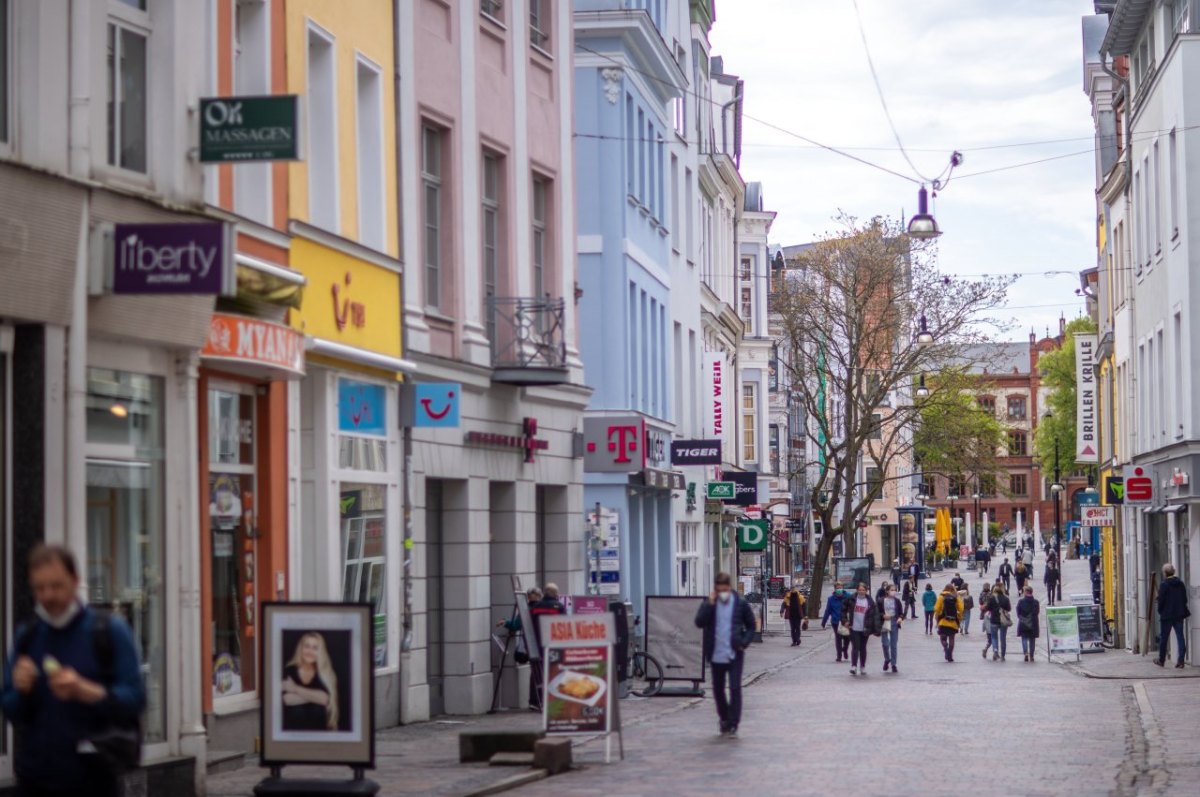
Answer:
[{"xmin": 719, "ymin": 85, "xmax": 743, "ymax": 166}]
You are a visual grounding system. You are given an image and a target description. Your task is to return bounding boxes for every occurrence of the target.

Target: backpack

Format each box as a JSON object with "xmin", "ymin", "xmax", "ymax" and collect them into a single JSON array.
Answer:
[
  {"xmin": 940, "ymin": 594, "xmax": 959, "ymax": 622},
  {"xmin": 15, "ymin": 611, "xmax": 143, "ymax": 773}
]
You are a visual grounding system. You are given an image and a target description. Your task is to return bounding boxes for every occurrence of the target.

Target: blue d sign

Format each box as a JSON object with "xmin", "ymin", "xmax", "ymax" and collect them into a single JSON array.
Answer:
[{"xmin": 413, "ymin": 383, "xmax": 460, "ymax": 428}]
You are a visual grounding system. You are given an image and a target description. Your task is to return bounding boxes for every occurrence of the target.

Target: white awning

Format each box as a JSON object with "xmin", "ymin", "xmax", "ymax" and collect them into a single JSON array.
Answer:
[{"xmin": 306, "ymin": 337, "xmax": 417, "ymax": 375}]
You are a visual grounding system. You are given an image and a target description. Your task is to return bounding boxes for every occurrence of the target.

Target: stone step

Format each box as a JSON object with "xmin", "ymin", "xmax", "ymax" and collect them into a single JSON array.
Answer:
[
  {"xmin": 206, "ymin": 749, "xmax": 249, "ymax": 776},
  {"xmin": 488, "ymin": 752, "xmax": 536, "ymax": 767},
  {"xmin": 459, "ymin": 730, "xmax": 544, "ymax": 763}
]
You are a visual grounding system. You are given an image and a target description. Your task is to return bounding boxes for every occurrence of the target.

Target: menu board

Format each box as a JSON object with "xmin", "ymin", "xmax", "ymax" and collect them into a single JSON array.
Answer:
[
  {"xmin": 543, "ymin": 645, "xmax": 612, "ymax": 735},
  {"xmin": 1076, "ymin": 604, "xmax": 1104, "ymax": 646}
]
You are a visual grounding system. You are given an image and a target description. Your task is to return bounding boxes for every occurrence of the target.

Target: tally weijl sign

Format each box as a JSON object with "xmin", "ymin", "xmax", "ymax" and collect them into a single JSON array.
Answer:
[
  {"xmin": 97, "ymin": 221, "xmax": 236, "ymax": 296},
  {"xmin": 1075, "ymin": 333, "xmax": 1098, "ymax": 464},
  {"xmin": 703, "ymin": 352, "xmax": 728, "ymax": 440}
]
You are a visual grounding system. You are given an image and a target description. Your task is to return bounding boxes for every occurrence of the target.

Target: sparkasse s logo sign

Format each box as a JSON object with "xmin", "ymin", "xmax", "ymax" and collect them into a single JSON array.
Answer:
[{"xmin": 671, "ymin": 439, "xmax": 722, "ymax": 466}]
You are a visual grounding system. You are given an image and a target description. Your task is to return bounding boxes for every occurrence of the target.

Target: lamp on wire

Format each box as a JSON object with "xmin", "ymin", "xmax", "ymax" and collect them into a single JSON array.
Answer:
[
  {"xmin": 907, "ymin": 185, "xmax": 941, "ymax": 240},
  {"xmin": 916, "ymin": 315, "xmax": 933, "ymax": 348},
  {"xmin": 915, "ymin": 374, "xmax": 929, "ymax": 398}
]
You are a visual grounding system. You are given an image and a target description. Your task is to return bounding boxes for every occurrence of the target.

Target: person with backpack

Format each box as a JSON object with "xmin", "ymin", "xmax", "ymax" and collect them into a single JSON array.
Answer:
[
  {"xmin": 934, "ymin": 583, "xmax": 964, "ymax": 662},
  {"xmin": 2, "ymin": 545, "xmax": 145, "ymax": 797},
  {"xmin": 985, "ymin": 583, "xmax": 1013, "ymax": 661},
  {"xmin": 822, "ymin": 581, "xmax": 853, "ymax": 662},
  {"xmin": 780, "ymin": 584, "xmax": 807, "ymax": 646},
  {"xmin": 1014, "ymin": 560, "xmax": 1028, "ymax": 595},
  {"xmin": 1016, "ymin": 585, "xmax": 1041, "ymax": 661},
  {"xmin": 841, "ymin": 582, "xmax": 881, "ymax": 676},
  {"xmin": 921, "ymin": 583, "xmax": 938, "ymax": 634}
]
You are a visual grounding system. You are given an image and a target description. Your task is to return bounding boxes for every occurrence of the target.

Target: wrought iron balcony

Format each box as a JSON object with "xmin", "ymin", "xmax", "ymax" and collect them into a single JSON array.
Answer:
[{"xmin": 487, "ymin": 296, "xmax": 569, "ymax": 386}]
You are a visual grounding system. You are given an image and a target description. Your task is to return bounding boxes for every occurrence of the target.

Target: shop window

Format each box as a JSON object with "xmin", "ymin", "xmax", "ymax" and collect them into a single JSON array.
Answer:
[
  {"xmin": 341, "ymin": 484, "xmax": 387, "ymax": 666},
  {"xmin": 207, "ymin": 387, "xmax": 258, "ymax": 703},
  {"xmin": 85, "ymin": 367, "xmax": 166, "ymax": 742}
]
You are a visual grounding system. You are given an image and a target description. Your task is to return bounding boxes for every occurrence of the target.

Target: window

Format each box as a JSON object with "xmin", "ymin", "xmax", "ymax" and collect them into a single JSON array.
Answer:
[
  {"xmin": 869, "ymin": 413, "xmax": 882, "ymax": 440},
  {"xmin": 740, "ymin": 287, "xmax": 752, "ymax": 320},
  {"xmin": 740, "ymin": 257, "xmax": 751, "ymax": 281},
  {"xmin": 106, "ymin": 15, "xmax": 149, "ymax": 172},
  {"xmin": 670, "ymin": 154, "xmax": 680, "ymax": 249},
  {"xmin": 1007, "ymin": 429, "xmax": 1028, "ymax": 457},
  {"xmin": 482, "ymin": 152, "xmax": 503, "ymax": 340},
  {"xmin": 529, "ymin": 0, "xmax": 549, "ymax": 49},
  {"xmin": 1, "ymin": 0, "xmax": 9, "ymax": 145},
  {"xmin": 233, "ymin": 0, "xmax": 271, "ymax": 223},
  {"xmin": 866, "ymin": 467, "xmax": 883, "ymax": 501},
  {"xmin": 1171, "ymin": 0, "xmax": 1191, "ymax": 34},
  {"xmin": 769, "ymin": 424, "xmax": 780, "ymax": 474},
  {"xmin": 979, "ymin": 475, "xmax": 996, "ymax": 497},
  {"xmin": 1006, "ymin": 396, "xmax": 1026, "ymax": 420},
  {"xmin": 743, "ymin": 383, "xmax": 757, "ymax": 462},
  {"xmin": 480, "ymin": 0, "xmax": 503, "ymax": 22},
  {"xmin": 1157, "ymin": 329, "xmax": 1166, "ymax": 437},
  {"xmin": 625, "ymin": 94, "xmax": 635, "ymax": 196},
  {"xmin": 1010, "ymin": 474, "xmax": 1028, "ymax": 496},
  {"xmin": 1175, "ymin": 312, "xmax": 1183, "ymax": 435},
  {"xmin": 1134, "ymin": 169, "xmax": 1143, "ymax": 272},
  {"xmin": 685, "ymin": 168, "xmax": 695, "ymax": 263},
  {"xmin": 1153, "ymin": 141, "xmax": 1162, "ymax": 253},
  {"xmin": 356, "ymin": 58, "xmax": 385, "ymax": 250},
  {"xmin": 948, "ymin": 476, "xmax": 967, "ymax": 498},
  {"xmin": 1169, "ymin": 130, "xmax": 1179, "ymax": 237},
  {"xmin": 341, "ymin": 484, "xmax": 387, "ymax": 666},
  {"xmin": 422, "ymin": 125, "xmax": 445, "ymax": 309},
  {"xmin": 532, "ymin": 176, "xmax": 549, "ymax": 298},
  {"xmin": 86, "ymin": 368, "xmax": 165, "ymax": 741},
  {"xmin": 676, "ymin": 522, "xmax": 700, "ymax": 595},
  {"xmin": 307, "ymin": 25, "xmax": 338, "ymax": 230},
  {"xmin": 672, "ymin": 96, "xmax": 686, "ymax": 137},
  {"xmin": 977, "ymin": 396, "xmax": 996, "ymax": 414}
]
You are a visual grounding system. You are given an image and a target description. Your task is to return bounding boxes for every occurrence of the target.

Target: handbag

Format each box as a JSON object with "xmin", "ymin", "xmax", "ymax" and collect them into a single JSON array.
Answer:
[
  {"xmin": 836, "ymin": 623, "xmax": 851, "ymax": 637},
  {"xmin": 999, "ymin": 608, "xmax": 1014, "ymax": 628},
  {"xmin": 802, "ymin": 619, "xmax": 809, "ymax": 631}
]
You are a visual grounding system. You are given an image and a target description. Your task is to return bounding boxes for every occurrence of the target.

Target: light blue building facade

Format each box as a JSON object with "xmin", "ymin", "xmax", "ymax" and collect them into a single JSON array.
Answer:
[{"xmin": 574, "ymin": 2, "xmax": 688, "ymax": 613}]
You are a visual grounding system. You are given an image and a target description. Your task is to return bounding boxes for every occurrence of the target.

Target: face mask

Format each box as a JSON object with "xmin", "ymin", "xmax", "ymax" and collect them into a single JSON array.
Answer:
[
  {"xmin": 36, "ymin": 600, "xmax": 81, "ymax": 630},
  {"xmin": 717, "ymin": 591, "xmax": 733, "ymax": 604}
]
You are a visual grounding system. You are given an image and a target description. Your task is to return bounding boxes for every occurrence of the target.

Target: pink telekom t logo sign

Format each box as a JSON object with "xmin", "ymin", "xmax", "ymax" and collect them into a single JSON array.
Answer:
[{"xmin": 607, "ymin": 425, "xmax": 640, "ymax": 464}]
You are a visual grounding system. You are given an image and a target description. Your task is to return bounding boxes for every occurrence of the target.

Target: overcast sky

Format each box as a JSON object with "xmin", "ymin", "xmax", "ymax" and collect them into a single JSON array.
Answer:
[{"xmin": 709, "ymin": 0, "xmax": 1099, "ymax": 342}]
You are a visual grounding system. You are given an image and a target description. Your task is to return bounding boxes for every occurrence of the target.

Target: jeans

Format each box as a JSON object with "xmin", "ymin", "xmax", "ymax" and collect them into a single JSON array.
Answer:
[
  {"xmin": 789, "ymin": 618, "xmax": 803, "ymax": 645},
  {"xmin": 881, "ymin": 626, "xmax": 899, "ymax": 665},
  {"xmin": 1159, "ymin": 618, "xmax": 1188, "ymax": 664},
  {"xmin": 960, "ymin": 612, "xmax": 971, "ymax": 634},
  {"xmin": 905, "ymin": 599, "xmax": 918, "ymax": 619},
  {"xmin": 1021, "ymin": 635, "xmax": 1035, "ymax": 656},
  {"xmin": 849, "ymin": 630, "xmax": 869, "ymax": 668},
  {"xmin": 990, "ymin": 623, "xmax": 1008, "ymax": 657},
  {"xmin": 710, "ymin": 655, "xmax": 745, "ymax": 731},
  {"xmin": 924, "ymin": 611, "xmax": 935, "ymax": 633}
]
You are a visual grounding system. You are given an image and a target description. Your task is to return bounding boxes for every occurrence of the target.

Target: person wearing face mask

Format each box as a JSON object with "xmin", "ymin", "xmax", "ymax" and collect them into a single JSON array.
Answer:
[
  {"xmin": 2, "ymin": 545, "xmax": 145, "ymax": 797},
  {"xmin": 876, "ymin": 584, "xmax": 904, "ymax": 673},
  {"xmin": 695, "ymin": 573, "xmax": 757, "ymax": 738},
  {"xmin": 822, "ymin": 581, "xmax": 853, "ymax": 662},
  {"xmin": 841, "ymin": 583, "xmax": 881, "ymax": 676}
]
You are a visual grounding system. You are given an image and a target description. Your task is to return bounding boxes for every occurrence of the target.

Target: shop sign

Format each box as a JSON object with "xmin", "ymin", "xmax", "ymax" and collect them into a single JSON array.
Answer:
[
  {"xmin": 107, "ymin": 221, "xmax": 235, "ymax": 296},
  {"xmin": 413, "ymin": 383, "xmax": 460, "ymax": 428},
  {"xmin": 338, "ymin": 378, "xmax": 387, "ymax": 436},
  {"xmin": 1075, "ymin": 333, "xmax": 1099, "ymax": 463},
  {"xmin": 1122, "ymin": 465, "xmax": 1154, "ymax": 505},
  {"xmin": 199, "ymin": 95, "xmax": 300, "ymax": 163},
  {"xmin": 202, "ymin": 313, "xmax": 305, "ymax": 377},
  {"xmin": 646, "ymin": 429, "xmax": 670, "ymax": 465},
  {"xmin": 706, "ymin": 481, "xmax": 735, "ymax": 500},
  {"xmin": 702, "ymin": 353, "xmax": 728, "ymax": 438},
  {"xmin": 1103, "ymin": 476, "xmax": 1124, "ymax": 505},
  {"xmin": 723, "ymin": 471, "xmax": 759, "ymax": 506},
  {"xmin": 671, "ymin": 439, "xmax": 722, "ymax": 466},
  {"xmin": 1081, "ymin": 506, "xmax": 1115, "ymax": 527},
  {"xmin": 737, "ymin": 519, "xmax": 769, "ymax": 551},
  {"xmin": 290, "ymin": 238, "xmax": 403, "ymax": 360},
  {"xmin": 465, "ymin": 418, "xmax": 548, "ymax": 463},
  {"xmin": 582, "ymin": 416, "xmax": 646, "ymax": 473},
  {"xmin": 539, "ymin": 613, "xmax": 616, "ymax": 647},
  {"xmin": 639, "ymin": 468, "xmax": 685, "ymax": 490}
]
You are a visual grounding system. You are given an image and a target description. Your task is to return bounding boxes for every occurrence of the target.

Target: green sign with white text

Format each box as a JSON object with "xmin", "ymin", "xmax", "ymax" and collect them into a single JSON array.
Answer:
[
  {"xmin": 707, "ymin": 481, "xmax": 735, "ymax": 500},
  {"xmin": 199, "ymin": 95, "xmax": 300, "ymax": 162},
  {"xmin": 737, "ymin": 520, "xmax": 769, "ymax": 551}
]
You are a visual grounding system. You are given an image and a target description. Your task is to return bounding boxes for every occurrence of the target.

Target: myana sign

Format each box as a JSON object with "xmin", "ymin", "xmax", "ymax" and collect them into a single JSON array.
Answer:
[
  {"xmin": 95, "ymin": 221, "xmax": 236, "ymax": 296},
  {"xmin": 199, "ymin": 95, "xmax": 301, "ymax": 162}
]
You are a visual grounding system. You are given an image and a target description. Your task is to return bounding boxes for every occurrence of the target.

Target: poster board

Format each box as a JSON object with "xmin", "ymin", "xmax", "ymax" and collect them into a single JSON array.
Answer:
[
  {"xmin": 1046, "ymin": 606, "xmax": 1081, "ymax": 655},
  {"xmin": 515, "ymin": 590, "xmax": 538, "ymax": 661},
  {"xmin": 259, "ymin": 602, "xmax": 374, "ymax": 768},
  {"xmin": 1076, "ymin": 604, "xmax": 1104, "ymax": 646},
  {"xmin": 539, "ymin": 613, "xmax": 623, "ymax": 760},
  {"xmin": 644, "ymin": 596, "xmax": 705, "ymax": 682},
  {"xmin": 834, "ymin": 557, "xmax": 872, "ymax": 592},
  {"xmin": 569, "ymin": 595, "xmax": 609, "ymax": 615}
]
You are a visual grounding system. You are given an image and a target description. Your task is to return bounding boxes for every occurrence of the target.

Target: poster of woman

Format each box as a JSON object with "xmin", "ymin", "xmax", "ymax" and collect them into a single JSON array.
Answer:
[{"xmin": 261, "ymin": 603, "xmax": 374, "ymax": 767}]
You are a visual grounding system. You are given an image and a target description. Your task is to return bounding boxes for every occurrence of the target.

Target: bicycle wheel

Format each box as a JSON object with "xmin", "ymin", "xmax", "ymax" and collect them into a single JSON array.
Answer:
[{"xmin": 629, "ymin": 651, "xmax": 664, "ymax": 697}]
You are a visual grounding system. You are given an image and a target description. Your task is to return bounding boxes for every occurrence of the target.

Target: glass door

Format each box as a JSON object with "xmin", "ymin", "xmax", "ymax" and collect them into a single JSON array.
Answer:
[{"xmin": 208, "ymin": 386, "xmax": 258, "ymax": 703}]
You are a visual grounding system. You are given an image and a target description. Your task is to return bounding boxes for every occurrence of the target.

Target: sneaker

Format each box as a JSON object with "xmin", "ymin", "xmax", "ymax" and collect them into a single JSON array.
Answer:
[
  {"xmin": 982, "ymin": 648, "xmax": 988, "ymax": 659},
  {"xmin": 728, "ymin": 727, "xmax": 739, "ymax": 738},
  {"xmin": 1176, "ymin": 663, "xmax": 1186, "ymax": 669},
  {"xmin": 1154, "ymin": 659, "xmax": 1165, "ymax": 667},
  {"xmin": 993, "ymin": 651, "xmax": 999, "ymax": 661},
  {"xmin": 883, "ymin": 661, "xmax": 890, "ymax": 672},
  {"xmin": 850, "ymin": 666, "xmax": 857, "ymax": 675},
  {"xmin": 1001, "ymin": 655, "xmax": 1006, "ymax": 661}
]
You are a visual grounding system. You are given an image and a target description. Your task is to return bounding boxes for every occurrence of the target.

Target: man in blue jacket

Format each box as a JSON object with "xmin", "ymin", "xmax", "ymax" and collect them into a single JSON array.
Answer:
[
  {"xmin": 822, "ymin": 581, "xmax": 852, "ymax": 662},
  {"xmin": 2, "ymin": 545, "xmax": 145, "ymax": 797},
  {"xmin": 1155, "ymin": 563, "xmax": 1191, "ymax": 669},
  {"xmin": 695, "ymin": 572, "xmax": 756, "ymax": 738}
]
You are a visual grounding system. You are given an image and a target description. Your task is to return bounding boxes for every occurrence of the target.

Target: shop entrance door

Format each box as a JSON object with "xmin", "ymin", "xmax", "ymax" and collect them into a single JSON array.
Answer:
[{"xmin": 425, "ymin": 480, "xmax": 446, "ymax": 716}]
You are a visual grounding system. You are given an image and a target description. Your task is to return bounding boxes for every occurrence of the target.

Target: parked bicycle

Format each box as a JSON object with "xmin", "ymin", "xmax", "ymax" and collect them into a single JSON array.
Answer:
[{"xmin": 629, "ymin": 616, "xmax": 664, "ymax": 697}]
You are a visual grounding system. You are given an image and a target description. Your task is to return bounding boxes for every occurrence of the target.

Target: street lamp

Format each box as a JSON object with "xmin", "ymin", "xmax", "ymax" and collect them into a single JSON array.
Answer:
[
  {"xmin": 907, "ymin": 185, "xmax": 942, "ymax": 240},
  {"xmin": 916, "ymin": 373, "xmax": 930, "ymax": 398},
  {"xmin": 948, "ymin": 489, "xmax": 959, "ymax": 547},
  {"xmin": 916, "ymin": 316, "xmax": 934, "ymax": 348},
  {"xmin": 1047, "ymin": 410, "xmax": 1065, "ymax": 601}
]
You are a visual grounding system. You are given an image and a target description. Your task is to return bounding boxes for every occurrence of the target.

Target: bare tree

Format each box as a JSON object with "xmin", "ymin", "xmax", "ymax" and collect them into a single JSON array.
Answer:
[{"xmin": 772, "ymin": 215, "xmax": 1013, "ymax": 614}]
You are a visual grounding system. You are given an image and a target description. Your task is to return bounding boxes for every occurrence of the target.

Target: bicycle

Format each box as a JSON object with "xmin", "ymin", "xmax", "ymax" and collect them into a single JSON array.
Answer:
[{"xmin": 628, "ymin": 616, "xmax": 664, "ymax": 697}]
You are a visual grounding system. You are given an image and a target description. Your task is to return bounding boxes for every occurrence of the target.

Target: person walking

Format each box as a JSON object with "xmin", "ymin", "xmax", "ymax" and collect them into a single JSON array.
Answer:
[
  {"xmin": 695, "ymin": 573, "xmax": 757, "ymax": 737},
  {"xmin": 934, "ymin": 583, "xmax": 963, "ymax": 662},
  {"xmin": 1014, "ymin": 560, "xmax": 1028, "ymax": 595},
  {"xmin": 902, "ymin": 580, "xmax": 918, "ymax": 619},
  {"xmin": 1043, "ymin": 563, "xmax": 1060, "ymax": 606},
  {"xmin": 822, "ymin": 581, "xmax": 853, "ymax": 662},
  {"xmin": 890, "ymin": 559, "xmax": 902, "ymax": 589},
  {"xmin": 780, "ymin": 584, "xmax": 807, "ymax": 647},
  {"xmin": 1016, "ymin": 585, "xmax": 1041, "ymax": 662},
  {"xmin": 842, "ymin": 583, "xmax": 880, "ymax": 676},
  {"xmin": 2, "ymin": 545, "xmax": 145, "ymax": 797},
  {"xmin": 998, "ymin": 558, "xmax": 1013, "ymax": 594},
  {"xmin": 877, "ymin": 583, "xmax": 903, "ymax": 673},
  {"xmin": 950, "ymin": 572, "xmax": 965, "ymax": 591},
  {"xmin": 979, "ymin": 583, "xmax": 994, "ymax": 659},
  {"xmin": 985, "ymin": 583, "xmax": 1013, "ymax": 661},
  {"xmin": 958, "ymin": 585, "xmax": 975, "ymax": 636},
  {"xmin": 921, "ymin": 583, "xmax": 938, "ymax": 635},
  {"xmin": 1155, "ymin": 563, "xmax": 1191, "ymax": 668}
]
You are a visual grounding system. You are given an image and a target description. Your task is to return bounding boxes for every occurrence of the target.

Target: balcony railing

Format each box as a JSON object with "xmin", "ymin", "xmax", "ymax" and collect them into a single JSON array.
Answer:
[{"xmin": 488, "ymin": 296, "xmax": 569, "ymax": 385}]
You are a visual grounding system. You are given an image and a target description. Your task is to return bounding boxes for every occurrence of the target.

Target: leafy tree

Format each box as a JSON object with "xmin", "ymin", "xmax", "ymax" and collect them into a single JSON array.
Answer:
[
  {"xmin": 772, "ymin": 214, "xmax": 1013, "ymax": 615},
  {"xmin": 1033, "ymin": 316, "xmax": 1098, "ymax": 478},
  {"xmin": 913, "ymin": 371, "xmax": 1006, "ymax": 493}
]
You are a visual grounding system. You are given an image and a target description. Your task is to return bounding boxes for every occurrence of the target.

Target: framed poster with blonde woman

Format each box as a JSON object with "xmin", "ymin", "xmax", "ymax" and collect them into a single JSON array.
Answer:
[{"xmin": 260, "ymin": 602, "xmax": 375, "ymax": 767}]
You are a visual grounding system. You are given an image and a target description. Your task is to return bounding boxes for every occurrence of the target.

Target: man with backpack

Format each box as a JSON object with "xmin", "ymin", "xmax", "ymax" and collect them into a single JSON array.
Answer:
[
  {"xmin": 934, "ymin": 583, "xmax": 964, "ymax": 662},
  {"xmin": 1, "ymin": 545, "xmax": 144, "ymax": 797}
]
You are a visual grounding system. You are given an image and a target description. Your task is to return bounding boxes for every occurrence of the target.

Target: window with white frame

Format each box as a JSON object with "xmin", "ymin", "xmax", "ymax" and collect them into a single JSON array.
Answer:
[
  {"xmin": 356, "ymin": 57, "xmax": 385, "ymax": 250},
  {"xmin": 106, "ymin": 1, "xmax": 150, "ymax": 173},
  {"xmin": 307, "ymin": 24, "xmax": 338, "ymax": 231},
  {"xmin": 232, "ymin": 0, "xmax": 271, "ymax": 223},
  {"xmin": 1, "ymin": 0, "xmax": 10, "ymax": 146},
  {"xmin": 529, "ymin": 0, "xmax": 549, "ymax": 50},
  {"xmin": 1171, "ymin": 0, "xmax": 1190, "ymax": 34},
  {"xmin": 480, "ymin": 0, "xmax": 503, "ymax": 23},
  {"xmin": 422, "ymin": 125, "xmax": 446, "ymax": 309},
  {"xmin": 1169, "ymin": 130, "xmax": 1179, "ymax": 238},
  {"xmin": 532, "ymin": 175, "xmax": 550, "ymax": 298},
  {"xmin": 740, "ymin": 287, "xmax": 752, "ymax": 320},
  {"xmin": 1153, "ymin": 141, "xmax": 1162, "ymax": 254},
  {"xmin": 482, "ymin": 151, "xmax": 503, "ymax": 340},
  {"xmin": 675, "ymin": 522, "xmax": 700, "ymax": 596},
  {"xmin": 743, "ymin": 383, "xmax": 757, "ymax": 462}
]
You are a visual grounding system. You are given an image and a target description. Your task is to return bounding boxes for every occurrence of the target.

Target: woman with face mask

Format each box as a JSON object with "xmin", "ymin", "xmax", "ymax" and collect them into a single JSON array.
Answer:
[
  {"xmin": 841, "ymin": 583, "xmax": 881, "ymax": 676},
  {"xmin": 876, "ymin": 584, "xmax": 904, "ymax": 673}
]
